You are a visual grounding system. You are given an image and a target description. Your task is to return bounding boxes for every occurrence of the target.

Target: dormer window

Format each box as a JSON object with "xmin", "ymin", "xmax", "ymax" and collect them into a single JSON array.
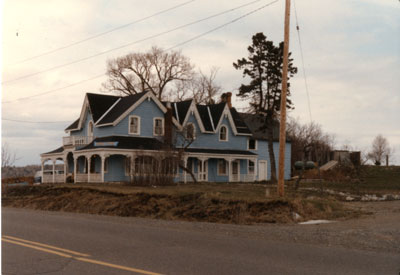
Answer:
[
  {"xmin": 154, "ymin": 117, "xmax": 164, "ymax": 136},
  {"xmin": 219, "ymin": 125, "xmax": 228, "ymax": 141},
  {"xmin": 129, "ymin": 116, "xmax": 140, "ymax": 135},
  {"xmin": 248, "ymin": 138, "xmax": 257, "ymax": 150},
  {"xmin": 186, "ymin": 123, "xmax": 196, "ymax": 140}
]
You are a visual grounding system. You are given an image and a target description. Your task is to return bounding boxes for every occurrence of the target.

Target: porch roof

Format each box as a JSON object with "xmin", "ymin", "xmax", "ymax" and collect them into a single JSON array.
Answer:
[
  {"xmin": 185, "ymin": 148, "xmax": 257, "ymax": 156},
  {"xmin": 76, "ymin": 135, "xmax": 164, "ymax": 151},
  {"xmin": 42, "ymin": 146, "xmax": 64, "ymax": 155}
]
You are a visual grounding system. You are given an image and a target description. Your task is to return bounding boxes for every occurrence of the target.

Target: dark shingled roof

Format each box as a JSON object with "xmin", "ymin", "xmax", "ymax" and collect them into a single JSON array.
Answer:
[
  {"xmin": 239, "ymin": 113, "xmax": 290, "ymax": 142},
  {"xmin": 185, "ymin": 148, "xmax": 257, "ymax": 156},
  {"xmin": 87, "ymin": 93, "xmax": 120, "ymax": 122},
  {"xmin": 96, "ymin": 92, "xmax": 146, "ymax": 125},
  {"xmin": 196, "ymin": 105, "xmax": 213, "ymax": 131},
  {"xmin": 208, "ymin": 102, "xmax": 226, "ymax": 128},
  {"xmin": 230, "ymin": 108, "xmax": 252, "ymax": 134},
  {"xmin": 77, "ymin": 136, "xmax": 164, "ymax": 151},
  {"xmin": 42, "ymin": 146, "xmax": 64, "ymax": 155},
  {"xmin": 175, "ymin": 100, "xmax": 192, "ymax": 124},
  {"xmin": 65, "ymin": 118, "xmax": 79, "ymax": 131}
]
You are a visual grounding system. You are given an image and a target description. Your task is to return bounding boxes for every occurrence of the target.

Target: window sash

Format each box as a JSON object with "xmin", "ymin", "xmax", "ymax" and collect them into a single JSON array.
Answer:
[
  {"xmin": 129, "ymin": 117, "xmax": 139, "ymax": 134},
  {"xmin": 248, "ymin": 160, "xmax": 255, "ymax": 174},
  {"xmin": 218, "ymin": 160, "xmax": 227, "ymax": 175},
  {"xmin": 154, "ymin": 118, "xmax": 163, "ymax": 135}
]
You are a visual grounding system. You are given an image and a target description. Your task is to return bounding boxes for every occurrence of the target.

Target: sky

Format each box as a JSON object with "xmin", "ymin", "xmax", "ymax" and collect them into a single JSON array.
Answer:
[{"xmin": 1, "ymin": 0, "xmax": 399, "ymax": 166}]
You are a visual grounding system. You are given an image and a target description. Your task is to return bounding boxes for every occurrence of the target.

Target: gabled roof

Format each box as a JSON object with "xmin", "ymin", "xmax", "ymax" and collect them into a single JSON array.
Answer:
[
  {"xmin": 239, "ymin": 113, "xmax": 288, "ymax": 141},
  {"xmin": 87, "ymin": 93, "xmax": 120, "ymax": 122},
  {"xmin": 174, "ymin": 100, "xmax": 192, "ymax": 124},
  {"xmin": 230, "ymin": 108, "xmax": 252, "ymax": 134},
  {"xmin": 96, "ymin": 92, "xmax": 147, "ymax": 126},
  {"xmin": 196, "ymin": 105, "xmax": 214, "ymax": 132},
  {"xmin": 65, "ymin": 118, "xmax": 79, "ymax": 131},
  {"xmin": 208, "ymin": 102, "xmax": 226, "ymax": 128},
  {"xmin": 41, "ymin": 146, "xmax": 64, "ymax": 155}
]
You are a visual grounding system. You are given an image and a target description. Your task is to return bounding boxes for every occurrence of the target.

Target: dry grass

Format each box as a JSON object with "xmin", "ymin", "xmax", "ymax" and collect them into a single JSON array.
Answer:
[{"xmin": 2, "ymin": 184, "xmax": 360, "ymax": 224}]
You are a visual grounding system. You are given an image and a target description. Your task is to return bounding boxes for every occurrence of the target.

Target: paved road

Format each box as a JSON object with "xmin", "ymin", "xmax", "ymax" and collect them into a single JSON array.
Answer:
[{"xmin": 2, "ymin": 207, "xmax": 399, "ymax": 275}]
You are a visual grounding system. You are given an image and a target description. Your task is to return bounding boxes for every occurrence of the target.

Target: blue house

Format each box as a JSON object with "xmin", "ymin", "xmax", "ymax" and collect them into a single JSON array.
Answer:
[{"xmin": 40, "ymin": 91, "xmax": 291, "ymax": 184}]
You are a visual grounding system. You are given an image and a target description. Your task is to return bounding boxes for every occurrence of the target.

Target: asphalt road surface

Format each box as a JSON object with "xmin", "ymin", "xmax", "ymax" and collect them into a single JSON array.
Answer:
[{"xmin": 2, "ymin": 207, "xmax": 399, "ymax": 275}]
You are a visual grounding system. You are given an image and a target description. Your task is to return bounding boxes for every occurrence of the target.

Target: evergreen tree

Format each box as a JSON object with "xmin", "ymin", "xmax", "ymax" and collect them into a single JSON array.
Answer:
[{"xmin": 233, "ymin": 32, "xmax": 297, "ymax": 183}]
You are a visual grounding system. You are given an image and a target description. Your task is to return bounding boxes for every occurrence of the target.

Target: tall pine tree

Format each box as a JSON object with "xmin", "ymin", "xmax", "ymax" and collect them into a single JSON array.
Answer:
[{"xmin": 233, "ymin": 32, "xmax": 297, "ymax": 183}]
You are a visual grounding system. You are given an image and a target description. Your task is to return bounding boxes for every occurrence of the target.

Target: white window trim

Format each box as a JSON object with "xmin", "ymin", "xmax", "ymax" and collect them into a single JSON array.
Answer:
[
  {"xmin": 186, "ymin": 122, "xmax": 196, "ymax": 140},
  {"xmin": 128, "ymin": 115, "xmax": 141, "ymax": 135},
  {"xmin": 153, "ymin": 117, "xmax": 164, "ymax": 136},
  {"xmin": 219, "ymin": 125, "xmax": 228, "ymax": 142},
  {"xmin": 248, "ymin": 160, "xmax": 255, "ymax": 174},
  {"xmin": 248, "ymin": 138, "xmax": 257, "ymax": 150},
  {"xmin": 87, "ymin": 120, "xmax": 94, "ymax": 137},
  {"xmin": 217, "ymin": 159, "xmax": 228, "ymax": 176}
]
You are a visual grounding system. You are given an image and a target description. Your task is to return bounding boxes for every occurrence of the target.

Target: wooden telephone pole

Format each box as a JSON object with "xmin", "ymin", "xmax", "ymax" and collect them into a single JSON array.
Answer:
[{"xmin": 277, "ymin": 0, "xmax": 291, "ymax": 197}]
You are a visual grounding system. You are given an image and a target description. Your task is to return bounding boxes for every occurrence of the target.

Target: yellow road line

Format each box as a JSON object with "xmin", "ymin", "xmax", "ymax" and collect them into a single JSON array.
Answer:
[
  {"xmin": 2, "ymin": 238, "xmax": 73, "ymax": 258},
  {"xmin": 77, "ymin": 257, "xmax": 163, "ymax": 275},
  {"xmin": 3, "ymin": 236, "xmax": 164, "ymax": 275},
  {"xmin": 3, "ymin": 235, "xmax": 90, "ymax": 257}
]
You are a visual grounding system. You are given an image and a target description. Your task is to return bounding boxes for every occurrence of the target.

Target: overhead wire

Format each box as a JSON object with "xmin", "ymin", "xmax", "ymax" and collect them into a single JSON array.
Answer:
[
  {"xmin": 8, "ymin": 0, "xmax": 196, "ymax": 66},
  {"xmin": 2, "ymin": 0, "xmax": 279, "ymax": 124},
  {"xmin": 293, "ymin": 0, "xmax": 313, "ymax": 123},
  {"xmin": 2, "ymin": 0, "xmax": 273, "ymax": 85},
  {"xmin": 3, "ymin": 0, "xmax": 278, "ymax": 105}
]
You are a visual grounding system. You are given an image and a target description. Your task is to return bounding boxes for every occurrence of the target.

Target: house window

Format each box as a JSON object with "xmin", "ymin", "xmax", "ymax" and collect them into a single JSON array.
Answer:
[
  {"xmin": 218, "ymin": 160, "xmax": 227, "ymax": 175},
  {"xmin": 248, "ymin": 160, "xmax": 255, "ymax": 174},
  {"xmin": 248, "ymin": 138, "xmax": 257, "ymax": 150},
  {"xmin": 186, "ymin": 123, "xmax": 196, "ymax": 140},
  {"xmin": 219, "ymin": 125, "xmax": 228, "ymax": 141},
  {"xmin": 129, "ymin": 116, "xmax": 140, "ymax": 135},
  {"xmin": 154, "ymin": 118, "xmax": 164, "ymax": 136}
]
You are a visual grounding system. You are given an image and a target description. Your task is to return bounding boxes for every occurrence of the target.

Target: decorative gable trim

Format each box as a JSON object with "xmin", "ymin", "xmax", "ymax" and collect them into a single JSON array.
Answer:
[
  {"xmin": 97, "ymin": 91, "xmax": 182, "ymax": 130},
  {"xmin": 207, "ymin": 106, "xmax": 215, "ymax": 131},
  {"xmin": 214, "ymin": 105, "xmax": 252, "ymax": 136},
  {"xmin": 76, "ymin": 95, "xmax": 90, "ymax": 131},
  {"xmin": 182, "ymin": 100, "xmax": 206, "ymax": 133}
]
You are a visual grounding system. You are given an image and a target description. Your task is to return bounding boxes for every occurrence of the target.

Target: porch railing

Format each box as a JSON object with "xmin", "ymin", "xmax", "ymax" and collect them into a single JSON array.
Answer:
[
  {"xmin": 42, "ymin": 174, "xmax": 64, "ymax": 183},
  {"xmin": 63, "ymin": 136, "xmax": 94, "ymax": 147}
]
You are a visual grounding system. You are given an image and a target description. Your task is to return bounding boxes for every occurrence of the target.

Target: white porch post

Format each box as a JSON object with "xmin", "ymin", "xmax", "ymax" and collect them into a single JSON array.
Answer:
[
  {"xmin": 101, "ymin": 155, "xmax": 105, "ymax": 183},
  {"xmin": 225, "ymin": 158, "xmax": 232, "ymax": 183},
  {"xmin": 74, "ymin": 156, "xmax": 77, "ymax": 184},
  {"xmin": 63, "ymin": 159, "xmax": 67, "ymax": 183},
  {"xmin": 87, "ymin": 156, "xmax": 91, "ymax": 183},
  {"xmin": 253, "ymin": 158, "xmax": 258, "ymax": 182},
  {"xmin": 52, "ymin": 159, "xmax": 56, "ymax": 183},
  {"xmin": 183, "ymin": 156, "xmax": 188, "ymax": 184},
  {"xmin": 131, "ymin": 154, "xmax": 136, "ymax": 183}
]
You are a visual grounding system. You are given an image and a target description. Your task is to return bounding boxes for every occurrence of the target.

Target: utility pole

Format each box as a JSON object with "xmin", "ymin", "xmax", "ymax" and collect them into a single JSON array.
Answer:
[{"xmin": 277, "ymin": 0, "xmax": 291, "ymax": 197}]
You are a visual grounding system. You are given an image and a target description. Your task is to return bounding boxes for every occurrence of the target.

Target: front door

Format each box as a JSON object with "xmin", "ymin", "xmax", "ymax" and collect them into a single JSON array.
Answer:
[
  {"xmin": 198, "ymin": 160, "xmax": 208, "ymax": 182},
  {"xmin": 231, "ymin": 160, "xmax": 240, "ymax": 182},
  {"xmin": 258, "ymin": 160, "xmax": 268, "ymax": 181}
]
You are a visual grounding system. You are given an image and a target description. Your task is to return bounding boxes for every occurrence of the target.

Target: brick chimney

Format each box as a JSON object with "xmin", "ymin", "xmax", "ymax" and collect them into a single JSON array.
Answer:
[{"xmin": 226, "ymin": 92, "xmax": 232, "ymax": 108}]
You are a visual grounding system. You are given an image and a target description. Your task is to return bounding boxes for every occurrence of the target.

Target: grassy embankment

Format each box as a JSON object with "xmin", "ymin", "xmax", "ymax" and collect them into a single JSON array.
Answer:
[{"xmin": 4, "ymin": 166, "xmax": 397, "ymax": 224}]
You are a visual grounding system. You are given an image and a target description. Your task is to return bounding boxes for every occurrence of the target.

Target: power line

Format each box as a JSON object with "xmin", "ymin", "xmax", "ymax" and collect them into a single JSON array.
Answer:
[
  {"xmin": 293, "ymin": 0, "xmax": 312, "ymax": 123},
  {"xmin": 167, "ymin": 0, "xmax": 279, "ymax": 51},
  {"xmin": 2, "ymin": 74, "xmax": 105, "ymax": 103},
  {"xmin": 3, "ymin": 0, "xmax": 278, "ymax": 105},
  {"xmin": 8, "ymin": 0, "xmax": 196, "ymax": 66},
  {"xmin": 2, "ymin": 0, "xmax": 271, "ymax": 85},
  {"xmin": 2, "ymin": 118, "xmax": 71, "ymax": 124}
]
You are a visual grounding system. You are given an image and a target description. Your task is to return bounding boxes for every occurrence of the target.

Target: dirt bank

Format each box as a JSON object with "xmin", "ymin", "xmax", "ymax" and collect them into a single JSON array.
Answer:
[{"xmin": 2, "ymin": 185, "xmax": 360, "ymax": 224}]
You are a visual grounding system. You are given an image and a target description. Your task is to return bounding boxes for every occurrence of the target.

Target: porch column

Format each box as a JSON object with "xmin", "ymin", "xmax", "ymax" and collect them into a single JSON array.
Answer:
[
  {"xmin": 52, "ymin": 159, "xmax": 56, "ymax": 183},
  {"xmin": 183, "ymin": 156, "xmax": 188, "ymax": 184},
  {"xmin": 87, "ymin": 156, "xmax": 91, "ymax": 183},
  {"xmin": 225, "ymin": 158, "xmax": 232, "ymax": 183},
  {"xmin": 253, "ymin": 158, "xmax": 258, "ymax": 182},
  {"xmin": 130, "ymin": 154, "xmax": 136, "ymax": 182},
  {"xmin": 73, "ymin": 156, "xmax": 78, "ymax": 184},
  {"xmin": 63, "ymin": 159, "xmax": 67, "ymax": 183},
  {"xmin": 100, "ymin": 155, "xmax": 105, "ymax": 183},
  {"xmin": 197, "ymin": 157, "xmax": 208, "ymax": 182}
]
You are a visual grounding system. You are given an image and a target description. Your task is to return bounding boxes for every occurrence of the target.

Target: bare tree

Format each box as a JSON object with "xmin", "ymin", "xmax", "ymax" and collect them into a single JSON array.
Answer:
[
  {"xmin": 175, "ymin": 67, "xmax": 222, "ymax": 104},
  {"xmin": 102, "ymin": 46, "xmax": 195, "ymax": 100},
  {"xmin": 2, "ymin": 142, "xmax": 17, "ymax": 169},
  {"xmin": 367, "ymin": 134, "xmax": 394, "ymax": 165}
]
